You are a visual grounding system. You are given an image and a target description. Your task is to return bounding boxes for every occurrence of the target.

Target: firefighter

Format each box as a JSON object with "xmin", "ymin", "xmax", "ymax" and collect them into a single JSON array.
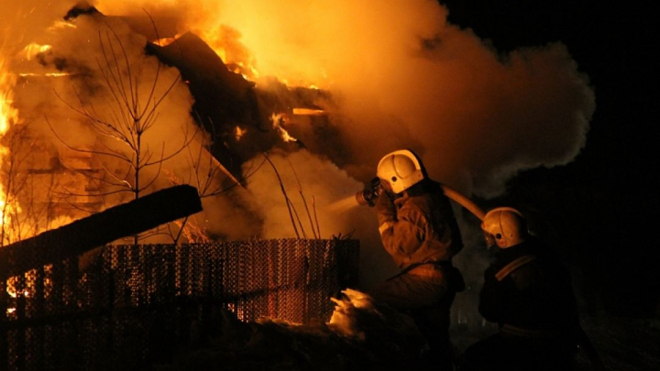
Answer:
[
  {"xmin": 368, "ymin": 149, "xmax": 465, "ymax": 370},
  {"xmin": 458, "ymin": 207, "xmax": 581, "ymax": 371}
]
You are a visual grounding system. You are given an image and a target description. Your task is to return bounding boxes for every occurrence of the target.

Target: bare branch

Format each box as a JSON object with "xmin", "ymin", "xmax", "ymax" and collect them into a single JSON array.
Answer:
[
  {"xmin": 263, "ymin": 152, "xmax": 300, "ymax": 239},
  {"xmin": 144, "ymin": 127, "xmax": 198, "ymax": 167},
  {"xmin": 313, "ymin": 195, "xmax": 321, "ymax": 239},
  {"xmin": 287, "ymin": 158, "xmax": 318, "ymax": 239}
]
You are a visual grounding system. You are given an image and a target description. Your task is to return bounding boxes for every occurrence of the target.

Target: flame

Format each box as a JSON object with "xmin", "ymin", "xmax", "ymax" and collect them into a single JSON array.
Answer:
[
  {"xmin": 18, "ymin": 72, "xmax": 73, "ymax": 77},
  {"xmin": 93, "ymin": 2, "xmax": 329, "ymax": 87},
  {"xmin": 0, "ymin": 56, "xmax": 19, "ymax": 239},
  {"xmin": 197, "ymin": 25, "xmax": 262, "ymax": 81},
  {"xmin": 20, "ymin": 43, "xmax": 52, "ymax": 61},
  {"xmin": 271, "ymin": 113, "xmax": 297, "ymax": 142},
  {"xmin": 235, "ymin": 126, "xmax": 247, "ymax": 141},
  {"xmin": 152, "ymin": 33, "xmax": 184, "ymax": 47},
  {"xmin": 6, "ymin": 282, "xmax": 30, "ymax": 298},
  {"xmin": 195, "ymin": 18, "xmax": 328, "ymax": 88},
  {"xmin": 47, "ymin": 20, "xmax": 77, "ymax": 32},
  {"xmin": 0, "ymin": 60, "xmax": 17, "ymax": 134},
  {"xmin": 292, "ymin": 108, "xmax": 325, "ymax": 116}
]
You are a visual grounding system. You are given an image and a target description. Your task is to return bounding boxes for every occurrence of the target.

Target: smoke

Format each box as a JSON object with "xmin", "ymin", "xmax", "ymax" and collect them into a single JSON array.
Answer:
[
  {"xmin": 239, "ymin": 150, "xmax": 359, "ymax": 238},
  {"xmin": 0, "ymin": 1, "xmax": 78, "ymax": 50},
  {"xmin": 3, "ymin": 4, "xmax": 206, "ymax": 234},
  {"xmin": 93, "ymin": 0, "xmax": 594, "ymax": 194},
  {"xmin": 3, "ymin": 1, "xmax": 595, "ymax": 293},
  {"xmin": 20, "ymin": 16, "xmax": 190, "ymax": 140},
  {"xmin": 236, "ymin": 149, "xmax": 393, "ymax": 287}
]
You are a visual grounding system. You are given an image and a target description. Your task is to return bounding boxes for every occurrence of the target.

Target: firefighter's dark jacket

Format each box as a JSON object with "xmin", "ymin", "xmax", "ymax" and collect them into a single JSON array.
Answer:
[
  {"xmin": 479, "ymin": 238, "xmax": 579, "ymax": 339},
  {"xmin": 374, "ymin": 180, "xmax": 463, "ymax": 270}
]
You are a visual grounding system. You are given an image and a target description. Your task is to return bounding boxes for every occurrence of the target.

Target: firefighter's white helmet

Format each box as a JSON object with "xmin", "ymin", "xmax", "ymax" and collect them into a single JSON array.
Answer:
[
  {"xmin": 376, "ymin": 149, "xmax": 425, "ymax": 194},
  {"xmin": 481, "ymin": 207, "xmax": 528, "ymax": 249}
]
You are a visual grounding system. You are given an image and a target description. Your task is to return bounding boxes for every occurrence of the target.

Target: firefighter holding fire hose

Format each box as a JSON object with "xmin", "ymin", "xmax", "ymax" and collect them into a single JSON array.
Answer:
[
  {"xmin": 361, "ymin": 149, "xmax": 465, "ymax": 370},
  {"xmin": 457, "ymin": 207, "xmax": 595, "ymax": 371}
]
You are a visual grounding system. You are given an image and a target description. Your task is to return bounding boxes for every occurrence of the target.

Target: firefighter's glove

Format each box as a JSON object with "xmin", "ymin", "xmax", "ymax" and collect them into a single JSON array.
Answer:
[{"xmin": 374, "ymin": 190, "xmax": 396, "ymax": 226}]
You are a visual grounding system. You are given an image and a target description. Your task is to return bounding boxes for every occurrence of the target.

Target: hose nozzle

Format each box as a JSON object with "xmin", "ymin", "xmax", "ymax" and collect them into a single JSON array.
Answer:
[{"xmin": 356, "ymin": 178, "xmax": 381, "ymax": 207}]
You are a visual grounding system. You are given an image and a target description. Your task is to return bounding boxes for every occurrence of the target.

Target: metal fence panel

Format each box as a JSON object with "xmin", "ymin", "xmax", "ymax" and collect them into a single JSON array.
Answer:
[{"xmin": 0, "ymin": 239, "xmax": 359, "ymax": 371}]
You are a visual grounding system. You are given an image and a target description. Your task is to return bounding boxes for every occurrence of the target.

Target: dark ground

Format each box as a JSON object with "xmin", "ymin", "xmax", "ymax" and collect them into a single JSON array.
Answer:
[
  {"xmin": 450, "ymin": 311, "xmax": 660, "ymax": 371},
  {"xmin": 154, "ymin": 293, "xmax": 660, "ymax": 371}
]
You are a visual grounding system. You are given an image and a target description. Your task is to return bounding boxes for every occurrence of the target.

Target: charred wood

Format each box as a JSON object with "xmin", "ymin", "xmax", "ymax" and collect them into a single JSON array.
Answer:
[{"xmin": 0, "ymin": 185, "xmax": 202, "ymax": 281}]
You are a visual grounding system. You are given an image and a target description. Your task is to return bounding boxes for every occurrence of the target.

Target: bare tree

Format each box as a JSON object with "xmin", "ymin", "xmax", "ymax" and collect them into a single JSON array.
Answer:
[
  {"xmin": 263, "ymin": 151, "xmax": 320, "ymax": 239},
  {"xmin": 162, "ymin": 116, "xmax": 257, "ymax": 244},
  {"xmin": 0, "ymin": 122, "xmax": 58, "ymax": 246},
  {"xmin": 50, "ymin": 21, "xmax": 196, "ymax": 245}
]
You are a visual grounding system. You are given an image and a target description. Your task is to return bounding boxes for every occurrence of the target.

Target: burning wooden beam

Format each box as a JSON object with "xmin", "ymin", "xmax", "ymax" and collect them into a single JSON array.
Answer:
[{"xmin": 0, "ymin": 185, "xmax": 202, "ymax": 281}]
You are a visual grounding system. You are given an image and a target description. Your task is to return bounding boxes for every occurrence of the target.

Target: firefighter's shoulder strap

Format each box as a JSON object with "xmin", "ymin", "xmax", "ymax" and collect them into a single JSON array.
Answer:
[{"xmin": 495, "ymin": 255, "xmax": 537, "ymax": 282}]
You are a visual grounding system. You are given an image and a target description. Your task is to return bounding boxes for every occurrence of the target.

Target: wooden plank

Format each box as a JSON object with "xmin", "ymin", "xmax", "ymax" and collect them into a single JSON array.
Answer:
[{"xmin": 0, "ymin": 185, "xmax": 202, "ymax": 281}]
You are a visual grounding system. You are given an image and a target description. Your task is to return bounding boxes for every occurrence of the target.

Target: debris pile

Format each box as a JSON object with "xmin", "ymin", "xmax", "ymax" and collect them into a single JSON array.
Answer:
[{"xmin": 160, "ymin": 289, "xmax": 430, "ymax": 371}]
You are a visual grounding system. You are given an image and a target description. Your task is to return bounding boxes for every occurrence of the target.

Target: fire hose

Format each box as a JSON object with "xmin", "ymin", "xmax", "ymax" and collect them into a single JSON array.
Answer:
[
  {"xmin": 356, "ymin": 178, "xmax": 485, "ymax": 220},
  {"xmin": 439, "ymin": 183, "xmax": 485, "ymax": 221}
]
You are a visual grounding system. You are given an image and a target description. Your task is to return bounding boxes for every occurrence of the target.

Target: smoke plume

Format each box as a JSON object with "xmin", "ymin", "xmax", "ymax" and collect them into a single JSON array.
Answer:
[
  {"xmin": 93, "ymin": 0, "xmax": 595, "ymax": 194},
  {"xmin": 2, "ymin": 1, "xmax": 595, "ymax": 290}
]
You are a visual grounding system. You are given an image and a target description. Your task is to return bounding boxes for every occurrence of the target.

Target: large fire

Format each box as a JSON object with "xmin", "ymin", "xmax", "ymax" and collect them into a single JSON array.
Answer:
[
  {"xmin": 0, "ymin": 1, "xmax": 595, "ymax": 295},
  {"xmin": 0, "ymin": 61, "xmax": 16, "ymax": 143},
  {"xmin": 0, "ymin": 56, "xmax": 19, "ymax": 245},
  {"xmin": 0, "ymin": 2, "xmax": 337, "ymax": 246}
]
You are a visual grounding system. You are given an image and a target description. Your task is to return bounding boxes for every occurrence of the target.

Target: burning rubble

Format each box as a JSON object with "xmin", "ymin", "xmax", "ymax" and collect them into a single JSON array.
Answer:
[{"xmin": 159, "ymin": 289, "xmax": 430, "ymax": 371}]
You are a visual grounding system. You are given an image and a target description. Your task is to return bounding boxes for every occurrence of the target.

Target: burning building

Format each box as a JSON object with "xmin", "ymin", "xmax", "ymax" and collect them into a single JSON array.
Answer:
[
  {"xmin": 0, "ymin": 0, "xmax": 605, "ymax": 369},
  {"xmin": 1, "ymin": 0, "xmax": 596, "ymax": 285}
]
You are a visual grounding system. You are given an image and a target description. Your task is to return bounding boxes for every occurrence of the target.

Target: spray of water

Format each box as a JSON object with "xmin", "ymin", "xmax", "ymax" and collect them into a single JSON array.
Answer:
[{"xmin": 327, "ymin": 194, "xmax": 360, "ymax": 213}]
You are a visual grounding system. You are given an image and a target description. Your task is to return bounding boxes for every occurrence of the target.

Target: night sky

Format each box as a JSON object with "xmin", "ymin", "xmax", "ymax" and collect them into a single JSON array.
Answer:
[{"xmin": 440, "ymin": 0, "xmax": 658, "ymax": 317}]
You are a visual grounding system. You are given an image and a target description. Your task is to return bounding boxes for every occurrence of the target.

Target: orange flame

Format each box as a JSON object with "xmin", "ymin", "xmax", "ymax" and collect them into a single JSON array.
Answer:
[
  {"xmin": 0, "ymin": 57, "xmax": 19, "ymax": 239},
  {"xmin": 20, "ymin": 43, "xmax": 52, "ymax": 61},
  {"xmin": 271, "ymin": 113, "xmax": 297, "ymax": 142},
  {"xmin": 198, "ymin": 25, "xmax": 262, "ymax": 81},
  {"xmin": 292, "ymin": 108, "xmax": 325, "ymax": 116},
  {"xmin": 235, "ymin": 126, "xmax": 247, "ymax": 141},
  {"xmin": 0, "ymin": 60, "xmax": 17, "ymax": 134},
  {"xmin": 152, "ymin": 33, "xmax": 184, "ymax": 47},
  {"xmin": 18, "ymin": 72, "xmax": 73, "ymax": 77}
]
